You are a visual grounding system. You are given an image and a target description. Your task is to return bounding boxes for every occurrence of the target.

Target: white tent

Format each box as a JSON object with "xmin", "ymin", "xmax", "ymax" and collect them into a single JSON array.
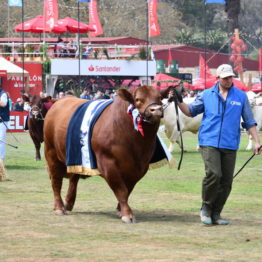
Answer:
[
  {"xmin": 0, "ymin": 57, "xmax": 29, "ymax": 91},
  {"xmin": 0, "ymin": 57, "xmax": 29, "ymax": 76}
]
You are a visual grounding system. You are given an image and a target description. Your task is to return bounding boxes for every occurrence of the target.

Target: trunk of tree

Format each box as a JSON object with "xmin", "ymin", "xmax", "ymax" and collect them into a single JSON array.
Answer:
[{"xmin": 225, "ymin": 0, "xmax": 241, "ymax": 37}]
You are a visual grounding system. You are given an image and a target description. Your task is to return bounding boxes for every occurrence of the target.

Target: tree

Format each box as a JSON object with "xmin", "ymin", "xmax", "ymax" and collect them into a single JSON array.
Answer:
[{"xmin": 225, "ymin": 0, "xmax": 241, "ymax": 37}]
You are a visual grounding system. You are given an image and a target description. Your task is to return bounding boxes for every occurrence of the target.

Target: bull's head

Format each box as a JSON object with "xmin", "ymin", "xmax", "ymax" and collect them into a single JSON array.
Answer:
[
  {"xmin": 26, "ymin": 95, "xmax": 52, "ymax": 120},
  {"xmin": 118, "ymin": 86, "xmax": 163, "ymax": 124}
]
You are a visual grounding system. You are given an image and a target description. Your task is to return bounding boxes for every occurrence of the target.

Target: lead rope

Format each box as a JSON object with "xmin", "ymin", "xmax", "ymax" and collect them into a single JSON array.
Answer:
[{"xmin": 173, "ymin": 95, "xmax": 184, "ymax": 170}]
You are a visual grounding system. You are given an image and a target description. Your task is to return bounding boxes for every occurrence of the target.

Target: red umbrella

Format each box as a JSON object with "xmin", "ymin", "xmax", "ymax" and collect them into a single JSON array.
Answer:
[
  {"xmin": 153, "ymin": 73, "xmax": 180, "ymax": 89},
  {"xmin": 192, "ymin": 77, "xmax": 249, "ymax": 92},
  {"xmin": 251, "ymin": 83, "xmax": 262, "ymax": 92},
  {"xmin": 232, "ymin": 79, "xmax": 248, "ymax": 92},
  {"xmin": 56, "ymin": 17, "xmax": 95, "ymax": 33},
  {"xmin": 192, "ymin": 77, "xmax": 216, "ymax": 90},
  {"xmin": 14, "ymin": 15, "xmax": 66, "ymax": 34},
  {"xmin": 154, "ymin": 73, "xmax": 180, "ymax": 82}
]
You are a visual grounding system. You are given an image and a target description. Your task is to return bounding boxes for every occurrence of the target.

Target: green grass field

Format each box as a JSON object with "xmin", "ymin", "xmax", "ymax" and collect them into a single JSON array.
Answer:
[{"xmin": 0, "ymin": 131, "xmax": 261, "ymax": 262}]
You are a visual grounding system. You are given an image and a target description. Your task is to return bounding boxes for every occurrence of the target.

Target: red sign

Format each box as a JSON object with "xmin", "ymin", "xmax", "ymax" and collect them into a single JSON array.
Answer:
[
  {"xmin": 2, "ymin": 62, "xmax": 42, "ymax": 103},
  {"xmin": 7, "ymin": 111, "xmax": 28, "ymax": 132},
  {"xmin": 0, "ymin": 70, "xmax": 7, "ymax": 77},
  {"xmin": 148, "ymin": 0, "xmax": 161, "ymax": 37},
  {"xmin": 89, "ymin": 0, "xmax": 103, "ymax": 37},
  {"xmin": 44, "ymin": 0, "xmax": 59, "ymax": 31}
]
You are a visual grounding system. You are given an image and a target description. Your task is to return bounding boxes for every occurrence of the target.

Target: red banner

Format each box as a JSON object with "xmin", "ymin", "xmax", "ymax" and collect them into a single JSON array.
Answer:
[
  {"xmin": 89, "ymin": 0, "xmax": 103, "ymax": 37},
  {"xmin": 148, "ymin": 0, "xmax": 160, "ymax": 37},
  {"xmin": 8, "ymin": 111, "xmax": 28, "ymax": 132},
  {"xmin": 2, "ymin": 63, "xmax": 43, "ymax": 103},
  {"xmin": 259, "ymin": 49, "xmax": 262, "ymax": 73},
  {"xmin": 199, "ymin": 55, "xmax": 213, "ymax": 79},
  {"xmin": 44, "ymin": 0, "xmax": 58, "ymax": 31}
]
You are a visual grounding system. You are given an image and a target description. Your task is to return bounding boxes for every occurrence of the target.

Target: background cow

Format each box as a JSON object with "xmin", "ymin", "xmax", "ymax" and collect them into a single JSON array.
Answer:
[
  {"xmin": 245, "ymin": 91, "xmax": 262, "ymax": 150},
  {"xmin": 44, "ymin": 86, "xmax": 164, "ymax": 223},
  {"xmin": 23, "ymin": 95, "xmax": 54, "ymax": 160},
  {"xmin": 161, "ymin": 97, "xmax": 202, "ymax": 152}
]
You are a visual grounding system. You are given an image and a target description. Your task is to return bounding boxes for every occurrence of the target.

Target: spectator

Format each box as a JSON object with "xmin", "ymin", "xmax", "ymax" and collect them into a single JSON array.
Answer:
[
  {"xmin": 13, "ymin": 98, "xmax": 24, "ymax": 112},
  {"xmin": 0, "ymin": 87, "xmax": 10, "ymax": 180},
  {"xmin": 40, "ymin": 91, "xmax": 46, "ymax": 98},
  {"xmin": 58, "ymin": 92, "xmax": 65, "ymax": 99},
  {"xmin": 6, "ymin": 92, "xmax": 13, "ymax": 111},
  {"xmin": 56, "ymin": 38, "xmax": 67, "ymax": 57},
  {"xmin": 80, "ymin": 88, "xmax": 92, "ymax": 100}
]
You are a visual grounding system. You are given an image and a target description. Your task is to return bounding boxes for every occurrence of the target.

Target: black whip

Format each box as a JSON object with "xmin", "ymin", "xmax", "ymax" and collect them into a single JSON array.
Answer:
[
  {"xmin": 233, "ymin": 145, "xmax": 262, "ymax": 179},
  {"xmin": 0, "ymin": 139, "xmax": 18, "ymax": 149}
]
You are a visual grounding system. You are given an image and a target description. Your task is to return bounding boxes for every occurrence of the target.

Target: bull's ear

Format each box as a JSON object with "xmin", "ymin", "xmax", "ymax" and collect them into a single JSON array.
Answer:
[
  {"xmin": 117, "ymin": 89, "xmax": 134, "ymax": 104},
  {"xmin": 22, "ymin": 95, "xmax": 30, "ymax": 102},
  {"xmin": 41, "ymin": 96, "xmax": 52, "ymax": 102}
]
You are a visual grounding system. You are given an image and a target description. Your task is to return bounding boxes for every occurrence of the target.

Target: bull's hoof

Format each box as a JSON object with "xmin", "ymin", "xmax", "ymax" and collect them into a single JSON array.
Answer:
[
  {"xmin": 54, "ymin": 209, "xmax": 65, "ymax": 216},
  {"xmin": 64, "ymin": 202, "xmax": 74, "ymax": 211},
  {"xmin": 121, "ymin": 216, "xmax": 136, "ymax": 224}
]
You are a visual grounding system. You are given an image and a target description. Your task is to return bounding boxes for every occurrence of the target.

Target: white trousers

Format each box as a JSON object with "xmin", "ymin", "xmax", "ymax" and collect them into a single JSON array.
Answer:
[{"xmin": 0, "ymin": 122, "xmax": 7, "ymax": 160}]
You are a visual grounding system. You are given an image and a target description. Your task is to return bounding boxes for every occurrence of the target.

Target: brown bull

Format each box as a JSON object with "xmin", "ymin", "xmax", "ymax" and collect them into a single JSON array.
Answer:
[
  {"xmin": 23, "ymin": 95, "xmax": 54, "ymax": 160},
  {"xmin": 44, "ymin": 86, "xmax": 164, "ymax": 223}
]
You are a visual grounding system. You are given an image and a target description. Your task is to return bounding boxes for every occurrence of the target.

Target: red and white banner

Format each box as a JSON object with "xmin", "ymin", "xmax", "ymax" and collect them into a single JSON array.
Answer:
[
  {"xmin": 2, "ymin": 63, "xmax": 43, "ymax": 103},
  {"xmin": 148, "ymin": 0, "xmax": 160, "ymax": 37},
  {"xmin": 44, "ymin": 0, "xmax": 58, "ymax": 31},
  {"xmin": 8, "ymin": 111, "xmax": 28, "ymax": 132},
  {"xmin": 88, "ymin": 0, "xmax": 103, "ymax": 37}
]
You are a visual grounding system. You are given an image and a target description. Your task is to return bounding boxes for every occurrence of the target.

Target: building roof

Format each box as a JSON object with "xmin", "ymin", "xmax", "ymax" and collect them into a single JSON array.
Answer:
[
  {"xmin": 153, "ymin": 45, "xmax": 258, "ymax": 71},
  {"xmin": 0, "ymin": 36, "xmax": 148, "ymax": 45}
]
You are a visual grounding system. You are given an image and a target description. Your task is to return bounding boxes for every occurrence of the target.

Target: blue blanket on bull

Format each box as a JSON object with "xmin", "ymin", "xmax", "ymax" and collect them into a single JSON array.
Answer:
[{"xmin": 66, "ymin": 99, "xmax": 174, "ymax": 176}]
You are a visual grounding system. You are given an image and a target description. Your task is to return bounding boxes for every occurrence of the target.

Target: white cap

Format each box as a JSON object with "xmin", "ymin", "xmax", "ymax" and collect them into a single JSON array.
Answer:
[{"xmin": 216, "ymin": 64, "xmax": 235, "ymax": 78}]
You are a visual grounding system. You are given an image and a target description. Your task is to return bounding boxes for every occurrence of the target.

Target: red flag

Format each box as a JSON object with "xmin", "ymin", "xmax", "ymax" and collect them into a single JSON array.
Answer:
[
  {"xmin": 199, "ymin": 55, "xmax": 213, "ymax": 79},
  {"xmin": 148, "ymin": 0, "xmax": 160, "ymax": 37},
  {"xmin": 44, "ymin": 0, "xmax": 58, "ymax": 31},
  {"xmin": 259, "ymin": 49, "xmax": 262, "ymax": 73},
  {"xmin": 167, "ymin": 49, "xmax": 172, "ymax": 66},
  {"xmin": 89, "ymin": 0, "xmax": 103, "ymax": 37}
]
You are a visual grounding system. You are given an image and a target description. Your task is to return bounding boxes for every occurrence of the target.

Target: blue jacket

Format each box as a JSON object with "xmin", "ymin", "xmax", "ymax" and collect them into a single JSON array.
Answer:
[{"xmin": 189, "ymin": 83, "xmax": 257, "ymax": 150}]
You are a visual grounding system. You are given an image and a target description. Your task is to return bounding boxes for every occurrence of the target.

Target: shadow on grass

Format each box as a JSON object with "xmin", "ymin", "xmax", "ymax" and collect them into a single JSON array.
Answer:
[
  {"xmin": 5, "ymin": 164, "xmax": 44, "ymax": 170},
  {"xmin": 72, "ymin": 209, "xmax": 199, "ymax": 223}
]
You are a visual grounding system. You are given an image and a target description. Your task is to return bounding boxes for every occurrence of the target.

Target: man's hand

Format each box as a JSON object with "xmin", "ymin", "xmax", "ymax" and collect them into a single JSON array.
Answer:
[
  {"xmin": 168, "ymin": 87, "xmax": 183, "ymax": 103},
  {"xmin": 254, "ymin": 143, "xmax": 262, "ymax": 155}
]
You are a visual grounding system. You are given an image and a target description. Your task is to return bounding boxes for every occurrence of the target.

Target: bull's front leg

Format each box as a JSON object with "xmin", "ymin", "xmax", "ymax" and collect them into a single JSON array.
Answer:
[
  {"xmin": 30, "ymin": 134, "xmax": 41, "ymax": 160},
  {"xmin": 105, "ymin": 174, "xmax": 136, "ymax": 223}
]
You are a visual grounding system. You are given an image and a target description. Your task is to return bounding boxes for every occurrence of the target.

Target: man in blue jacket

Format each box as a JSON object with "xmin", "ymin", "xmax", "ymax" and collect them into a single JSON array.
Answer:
[{"xmin": 171, "ymin": 64, "xmax": 261, "ymax": 225}]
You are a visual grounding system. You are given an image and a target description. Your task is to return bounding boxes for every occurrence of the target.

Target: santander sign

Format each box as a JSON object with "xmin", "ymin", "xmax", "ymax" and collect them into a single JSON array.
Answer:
[{"xmin": 88, "ymin": 64, "xmax": 121, "ymax": 72}]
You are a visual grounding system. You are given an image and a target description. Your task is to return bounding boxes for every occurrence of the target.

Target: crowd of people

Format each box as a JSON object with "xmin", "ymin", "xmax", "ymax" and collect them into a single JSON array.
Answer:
[{"xmin": 55, "ymin": 38, "xmax": 93, "ymax": 59}]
